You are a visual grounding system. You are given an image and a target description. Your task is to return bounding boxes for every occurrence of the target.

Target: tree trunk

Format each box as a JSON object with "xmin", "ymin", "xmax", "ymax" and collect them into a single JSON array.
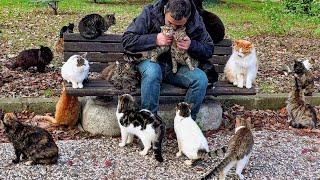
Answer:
[{"xmin": 48, "ymin": 1, "xmax": 58, "ymax": 15}]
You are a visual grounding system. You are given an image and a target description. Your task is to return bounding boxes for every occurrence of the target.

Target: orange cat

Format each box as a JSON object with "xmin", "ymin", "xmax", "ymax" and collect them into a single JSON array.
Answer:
[
  {"xmin": 34, "ymin": 84, "xmax": 80, "ymax": 127},
  {"xmin": 224, "ymin": 40, "xmax": 258, "ymax": 89}
]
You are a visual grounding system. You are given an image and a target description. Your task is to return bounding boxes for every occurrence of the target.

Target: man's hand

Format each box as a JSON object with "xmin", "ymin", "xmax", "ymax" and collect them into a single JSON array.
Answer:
[
  {"xmin": 177, "ymin": 36, "xmax": 191, "ymax": 51},
  {"xmin": 156, "ymin": 33, "xmax": 172, "ymax": 46}
]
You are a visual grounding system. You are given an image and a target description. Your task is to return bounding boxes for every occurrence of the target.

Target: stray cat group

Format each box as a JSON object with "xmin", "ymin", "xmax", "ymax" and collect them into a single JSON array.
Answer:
[{"xmin": 1, "ymin": 1, "xmax": 318, "ymax": 179}]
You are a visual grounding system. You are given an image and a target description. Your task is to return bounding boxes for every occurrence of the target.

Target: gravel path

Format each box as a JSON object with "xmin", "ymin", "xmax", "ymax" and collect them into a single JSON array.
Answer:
[{"xmin": 0, "ymin": 130, "xmax": 319, "ymax": 180}]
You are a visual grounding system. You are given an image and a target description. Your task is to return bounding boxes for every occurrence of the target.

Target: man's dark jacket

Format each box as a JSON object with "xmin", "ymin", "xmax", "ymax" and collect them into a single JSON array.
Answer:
[{"xmin": 122, "ymin": 0, "xmax": 214, "ymax": 63}]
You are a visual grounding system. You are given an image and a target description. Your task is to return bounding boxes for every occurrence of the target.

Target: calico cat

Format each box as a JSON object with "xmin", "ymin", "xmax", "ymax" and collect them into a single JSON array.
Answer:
[
  {"xmin": 78, "ymin": 13, "xmax": 116, "ymax": 39},
  {"xmin": 100, "ymin": 61, "xmax": 140, "ymax": 92},
  {"xmin": 116, "ymin": 94, "xmax": 166, "ymax": 162},
  {"xmin": 150, "ymin": 25, "xmax": 174, "ymax": 62},
  {"xmin": 293, "ymin": 58, "xmax": 316, "ymax": 96},
  {"xmin": 174, "ymin": 102, "xmax": 209, "ymax": 165},
  {"xmin": 6, "ymin": 46, "xmax": 53, "ymax": 73},
  {"xmin": 55, "ymin": 23, "xmax": 75, "ymax": 54},
  {"xmin": 286, "ymin": 75, "xmax": 317, "ymax": 129},
  {"xmin": 33, "ymin": 83, "xmax": 80, "ymax": 127},
  {"xmin": 202, "ymin": 117, "xmax": 254, "ymax": 180},
  {"xmin": 61, "ymin": 53, "xmax": 90, "ymax": 88},
  {"xmin": 171, "ymin": 27, "xmax": 198, "ymax": 73},
  {"xmin": 1, "ymin": 112, "xmax": 59, "ymax": 165},
  {"xmin": 224, "ymin": 40, "xmax": 258, "ymax": 89},
  {"xmin": 192, "ymin": 0, "xmax": 225, "ymax": 43}
]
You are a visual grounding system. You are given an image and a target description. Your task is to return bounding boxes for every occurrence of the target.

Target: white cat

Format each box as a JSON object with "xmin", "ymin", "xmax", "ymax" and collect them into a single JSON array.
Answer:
[
  {"xmin": 224, "ymin": 40, "xmax": 258, "ymax": 89},
  {"xmin": 61, "ymin": 53, "xmax": 90, "ymax": 88},
  {"xmin": 174, "ymin": 102, "xmax": 209, "ymax": 165}
]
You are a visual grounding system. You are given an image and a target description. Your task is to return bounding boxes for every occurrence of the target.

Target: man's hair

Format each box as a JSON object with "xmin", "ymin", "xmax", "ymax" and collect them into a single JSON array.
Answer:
[{"xmin": 164, "ymin": 0, "xmax": 192, "ymax": 20}]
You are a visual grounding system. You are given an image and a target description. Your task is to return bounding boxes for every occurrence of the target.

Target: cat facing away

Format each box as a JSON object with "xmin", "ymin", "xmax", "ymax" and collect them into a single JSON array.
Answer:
[
  {"xmin": 202, "ymin": 118, "xmax": 254, "ymax": 180},
  {"xmin": 286, "ymin": 74, "xmax": 317, "ymax": 129},
  {"xmin": 192, "ymin": 0, "xmax": 225, "ymax": 43},
  {"xmin": 100, "ymin": 60, "xmax": 140, "ymax": 92},
  {"xmin": 1, "ymin": 112, "xmax": 59, "ymax": 165},
  {"xmin": 78, "ymin": 13, "xmax": 116, "ymax": 39},
  {"xmin": 55, "ymin": 23, "xmax": 75, "ymax": 54},
  {"xmin": 6, "ymin": 46, "xmax": 53, "ymax": 73},
  {"xmin": 174, "ymin": 102, "xmax": 209, "ymax": 165},
  {"xmin": 224, "ymin": 40, "xmax": 258, "ymax": 89},
  {"xmin": 116, "ymin": 94, "xmax": 166, "ymax": 162},
  {"xmin": 33, "ymin": 83, "xmax": 80, "ymax": 127},
  {"xmin": 61, "ymin": 53, "xmax": 90, "ymax": 88}
]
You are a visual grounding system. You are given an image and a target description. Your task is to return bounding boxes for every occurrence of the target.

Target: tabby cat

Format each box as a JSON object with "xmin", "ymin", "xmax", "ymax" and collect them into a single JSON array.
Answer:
[
  {"xmin": 78, "ymin": 13, "xmax": 116, "ymax": 39},
  {"xmin": 293, "ymin": 58, "xmax": 316, "ymax": 96},
  {"xmin": 192, "ymin": 0, "xmax": 225, "ymax": 43},
  {"xmin": 116, "ymin": 94, "xmax": 166, "ymax": 162},
  {"xmin": 6, "ymin": 46, "xmax": 53, "ymax": 73},
  {"xmin": 174, "ymin": 102, "xmax": 209, "ymax": 165},
  {"xmin": 100, "ymin": 61, "xmax": 140, "ymax": 92},
  {"xmin": 286, "ymin": 75, "xmax": 317, "ymax": 129},
  {"xmin": 55, "ymin": 23, "xmax": 74, "ymax": 54},
  {"xmin": 33, "ymin": 83, "xmax": 80, "ymax": 127},
  {"xmin": 202, "ymin": 117, "xmax": 254, "ymax": 180},
  {"xmin": 1, "ymin": 112, "xmax": 59, "ymax": 165},
  {"xmin": 150, "ymin": 25, "xmax": 173, "ymax": 62},
  {"xmin": 224, "ymin": 40, "xmax": 258, "ymax": 89}
]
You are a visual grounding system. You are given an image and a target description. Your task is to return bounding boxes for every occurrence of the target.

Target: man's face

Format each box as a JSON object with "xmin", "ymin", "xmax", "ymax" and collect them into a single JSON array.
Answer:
[{"xmin": 165, "ymin": 12, "xmax": 187, "ymax": 30}]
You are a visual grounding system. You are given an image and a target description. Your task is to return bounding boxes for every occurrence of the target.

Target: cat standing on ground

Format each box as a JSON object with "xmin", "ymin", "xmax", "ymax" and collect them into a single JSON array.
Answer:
[
  {"xmin": 116, "ymin": 94, "xmax": 166, "ymax": 162},
  {"xmin": 174, "ymin": 102, "xmax": 209, "ymax": 165},
  {"xmin": 61, "ymin": 53, "xmax": 90, "ymax": 89},
  {"xmin": 78, "ymin": 13, "xmax": 116, "ymax": 39},
  {"xmin": 286, "ymin": 75, "xmax": 317, "ymax": 129},
  {"xmin": 55, "ymin": 23, "xmax": 75, "ymax": 54},
  {"xmin": 1, "ymin": 112, "xmax": 59, "ymax": 165},
  {"xmin": 33, "ymin": 83, "xmax": 80, "ymax": 127},
  {"xmin": 192, "ymin": 0, "xmax": 225, "ymax": 43},
  {"xmin": 224, "ymin": 40, "xmax": 258, "ymax": 89},
  {"xmin": 6, "ymin": 46, "xmax": 53, "ymax": 73},
  {"xmin": 202, "ymin": 118, "xmax": 254, "ymax": 180}
]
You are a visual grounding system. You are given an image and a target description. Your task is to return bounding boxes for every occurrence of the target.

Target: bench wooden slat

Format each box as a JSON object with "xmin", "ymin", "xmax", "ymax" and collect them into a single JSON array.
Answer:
[
  {"xmin": 64, "ymin": 34, "xmax": 232, "ymax": 47},
  {"xmin": 64, "ymin": 52, "xmax": 124, "ymax": 62},
  {"xmin": 64, "ymin": 42, "xmax": 124, "ymax": 52},
  {"xmin": 209, "ymin": 55, "xmax": 229, "ymax": 65},
  {"xmin": 65, "ymin": 81, "xmax": 256, "ymax": 96}
]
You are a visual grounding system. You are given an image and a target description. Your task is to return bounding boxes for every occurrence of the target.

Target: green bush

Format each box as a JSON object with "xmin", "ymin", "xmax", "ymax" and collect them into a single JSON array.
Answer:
[{"xmin": 283, "ymin": 0, "xmax": 319, "ymax": 15}]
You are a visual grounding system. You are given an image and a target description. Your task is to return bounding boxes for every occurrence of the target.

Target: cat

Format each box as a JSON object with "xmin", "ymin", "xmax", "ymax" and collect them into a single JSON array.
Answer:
[
  {"xmin": 61, "ymin": 53, "xmax": 90, "ymax": 89},
  {"xmin": 174, "ymin": 102, "xmax": 209, "ymax": 165},
  {"xmin": 100, "ymin": 60, "xmax": 140, "ymax": 92},
  {"xmin": 171, "ymin": 27, "xmax": 199, "ymax": 73},
  {"xmin": 293, "ymin": 58, "xmax": 316, "ymax": 96},
  {"xmin": 6, "ymin": 46, "xmax": 53, "ymax": 73},
  {"xmin": 55, "ymin": 23, "xmax": 75, "ymax": 54},
  {"xmin": 202, "ymin": 117, "xmax": 254, "ymax": 180},
  {"xmin": 286, "ymin": 75, "xmax": 317, "ymax": 129},
  {"xmin": 33, "ymin": 83, "xmax": 80, "ymax": 127},
  {"xmin": 1, "ymin": 112, "xmax": 59, "ymax": 165},
  {"xmin": 78, "ymin": 13, "xmax": 116, "ymax": 39},
  {"xmin": 224, "ymin": 40, "xmax": 258, "ymax": 89},
  {"xmin": 192, "ymin": 0, "xmax": 225, "ymax": 43},
  {"xmin": 150, "ymin": 25, "xmax": 174, "ymax": 62},
  {"xmin": 116, "ymin": 94, "xmax": 166, "ymax": 162}
]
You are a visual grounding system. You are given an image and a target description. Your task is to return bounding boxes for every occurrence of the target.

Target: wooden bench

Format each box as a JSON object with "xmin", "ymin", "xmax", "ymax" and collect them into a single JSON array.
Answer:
[{"xmin": 63, "ymin": 34, "xmax": 257, "ymax": 96}]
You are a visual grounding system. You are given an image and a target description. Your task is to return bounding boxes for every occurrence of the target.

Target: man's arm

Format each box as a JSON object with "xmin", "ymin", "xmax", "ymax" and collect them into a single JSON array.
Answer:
[{"xmin": 122, "ymin": 6, "xmax": 158, "ymax": 53}]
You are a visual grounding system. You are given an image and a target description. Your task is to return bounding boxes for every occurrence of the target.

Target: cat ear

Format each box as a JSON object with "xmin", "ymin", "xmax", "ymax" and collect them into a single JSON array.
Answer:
[
  {"xmin": 81, "ymin": 52, "xmax": 87, "ymax": 59},
  {"xmin": 188, "ymin": 103, "xmax": 194, "ymax": 109},
  {"xmin": 181, "ymin": 27, "xmax": 186, "ymax": 31},
  {"xmin": 309, "ymin": 58, "xmax": 315, "ymax": 64}
]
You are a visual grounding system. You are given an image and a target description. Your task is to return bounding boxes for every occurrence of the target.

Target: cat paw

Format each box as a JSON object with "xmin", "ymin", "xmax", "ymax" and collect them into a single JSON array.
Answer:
[
  {"xmin": 78, "ymin": 83, "xmax": 84, "ymax": 88},
  {"xmin": 24, "ymin": 160, "xmax": 34, "ymax": 166},
  {"xmin": 190, "ymin": 67, "xmax": 195, "ymax": 71},
  {"xmin": 184, "ymin": 160, "xmax": 193, "ymax": 166},
  {"xmin": 176, "ymin": 152, "xmax": 182, "ymax": 157},
  {"xmin": 72, "ymin": 84, "xmax": 78, "ymax": 88},
  {"xmin": 233, "ymin": 81, "xmax": 238, "ymax": 86},
  {"xmin": 139, "ymin": 150, "xmax": 148, "ymax": 156},
  {"xmin": 237, "ymin": 84, "xmax": 244, "ymax": 88},
  {"xmin": 245, "ymin": 84, "xmax": 252, "ymax": 89},
  {"xmin": 119, "ymin": 142, "xmax": 126, "ymax": 147},
  {"xmin": 172, "ymin": 69, "xmax": 177, "ymax": 74}
]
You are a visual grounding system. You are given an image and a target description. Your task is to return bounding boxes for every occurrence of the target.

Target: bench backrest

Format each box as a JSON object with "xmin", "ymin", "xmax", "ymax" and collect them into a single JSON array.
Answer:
[{"xmin": 63, "ymin": 34, "xmax": 232, "ymax": 73}]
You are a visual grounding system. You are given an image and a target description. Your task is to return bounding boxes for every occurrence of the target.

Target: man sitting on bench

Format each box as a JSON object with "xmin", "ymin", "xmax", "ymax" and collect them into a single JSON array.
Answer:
[{"xmin": 122, "ymin": 0, "xmax": 214, "ymax": 120}]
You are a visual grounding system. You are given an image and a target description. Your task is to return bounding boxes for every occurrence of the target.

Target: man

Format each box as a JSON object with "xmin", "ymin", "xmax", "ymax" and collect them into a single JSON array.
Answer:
[{"xmin": 122, "ymin": 0, "xmax": 214, "ymax": 120}]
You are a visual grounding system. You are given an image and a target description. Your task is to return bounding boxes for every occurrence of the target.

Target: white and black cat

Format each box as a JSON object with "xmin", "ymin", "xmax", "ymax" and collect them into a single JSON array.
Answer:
[
  {"xmin": 78, "ymin": 13, "xmax": 116, "ymax": 39},
  {"xmin": 116, "ymin": 94, "xmax": 166, "ymax": 162}
]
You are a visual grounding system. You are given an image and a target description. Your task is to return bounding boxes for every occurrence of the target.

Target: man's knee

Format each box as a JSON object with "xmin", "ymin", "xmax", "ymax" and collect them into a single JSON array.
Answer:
[
  {"xmin": 139, "ymin": 61, "xmax": 162, "ymax": 82},
  {"xmin": 193, "ymin": 69, "xmax": 208, "ymax": 89}
]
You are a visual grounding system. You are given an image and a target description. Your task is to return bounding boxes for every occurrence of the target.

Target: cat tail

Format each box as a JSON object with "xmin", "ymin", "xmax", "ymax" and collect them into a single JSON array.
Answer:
[
  {"xmin": 208, "ymin": 146, "xmax": 228, "ymax": 157},
  {"xmin": 201, "ymin": 154, "xmax": 235, "ymax": 180},
  {"xmin": 153, "ymin": 123, "xmax": 165, "ymax": 163},
  {"xmin": 33, "ymin": 115, "xmax": 58, "ymax": 125},
  {"xmin": 197, "ymin": 149, "xmax": 209, "ymax": 159}
]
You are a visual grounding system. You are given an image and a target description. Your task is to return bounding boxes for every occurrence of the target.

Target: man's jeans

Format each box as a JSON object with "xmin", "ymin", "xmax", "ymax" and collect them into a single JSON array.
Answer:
[{"xmin": 138, "ymin": 60, "xmax": 208, "ymax": 120}]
